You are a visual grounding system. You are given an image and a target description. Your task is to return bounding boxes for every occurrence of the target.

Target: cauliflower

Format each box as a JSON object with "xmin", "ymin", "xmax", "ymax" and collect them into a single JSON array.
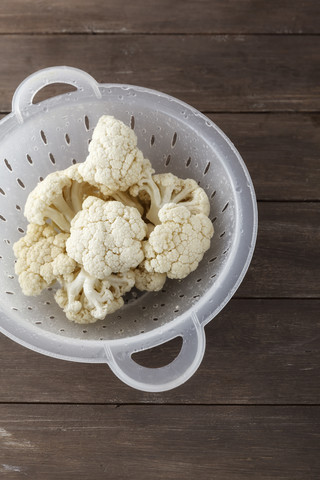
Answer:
[
  {"xmin": 78, "ymin": 115, "xmax": 151, "ymax": 195},
  {"xmin": 24, "ymin": 165, "xmax": 98, "ymax": 232},
  {"xmin": 134, "ymin": 265, "xmax": 166, "ymax": 292},
  {"xmin": 143, "ymin": 203, "xmax": 213, "ymax": 279},
  {"xmin": 13, "ymin": 223, "xmax": 76, "ymax": 296},
  {"xmin": 55, "ymin": 268, "xmax": 135, "ymax": 324},
  {"xmin": 13, "ymin": 113, "xmax": 215, "ymax": 325},
  {"xmin": 130, "ymin": 171, "xmax": 210, "ymax": 226},
  {"xmin": 66, "ymin": 197, "xmax": 147, "ymax": 280}
]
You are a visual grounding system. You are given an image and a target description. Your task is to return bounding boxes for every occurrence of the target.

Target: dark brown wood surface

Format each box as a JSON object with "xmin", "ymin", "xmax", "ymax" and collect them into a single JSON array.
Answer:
[
  {"xmin": 1, "ymin": 300, "xmax": 319, "ymax": 404},
  {"xmin": 0, "ymin": 0, "xmax": 319, "ymax": 34},
  {"xmin": 0, "ymin": 35, "xmax": 319, "ymax": 112},
  {"xmin": 1, "ymin": 405, "xmax": 319, "ymax": 480},
  {"xmin": 0, "ymin": 1, "xmax": 319, "ymax": 479}
]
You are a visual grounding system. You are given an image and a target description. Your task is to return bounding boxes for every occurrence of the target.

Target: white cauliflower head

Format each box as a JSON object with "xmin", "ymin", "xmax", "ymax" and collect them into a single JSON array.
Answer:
[
  {"xmin": 24, "ymin": 165, "xmax": 98, "ymax": 232},
  {"xmin": 13, "ymin": 223, "xmax": 76, "ymax": 296},
  {"xmin": 55, "ymin": 268, "xmax": 135, "ymax": 324},
  {"xmin": 143, "ymin": 203, "xmax": 214, "ymax": 279},
  {"xmin": 134, "ymin": 265, "xmax": 166, "ymax": 292},
  {"xmin": 130, "ymin": 172, "xmax": 210, "ymax": 225},
  {"xmin": 66, "ymin": 197, "xmax": 147, "ymax": 280},
  {"xmin": 78, "ymin": 115, "xmax": 150, "ymax": 194}
]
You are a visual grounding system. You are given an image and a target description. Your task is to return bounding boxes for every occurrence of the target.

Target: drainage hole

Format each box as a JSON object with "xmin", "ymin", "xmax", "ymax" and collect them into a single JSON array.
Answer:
[
  {"xmin": 203, "ymin": 162, "xmax": 211, "ymax": 175},
  {"xmin": 222, "ymin": 202, "xmax": 229, "ymax": 212},
  {"xmin": 84, "ymin": 115, "xmax": 90, "ymax": 131},
  {"xmin": 130, "ymin": 115, "xmax": 135, "ymax": 130},
  {"xmin": 65, "ymin": 133, "xmax": 70, "ymax": 144},
  {"xmin": 4, "ymin": 158, "xmax": 12, "ymax": 171},
  {"xmin": 171, "ymin": 132, "xmax": 177, "ymax": 147},
  {"xmin": 26, "ymin": 154, "xmax": 33, "ymax": 164},
  {"xmin": 17, "ymin": 178, "xmax": 25, "ymax": 189},
  {"xmin": 40, "ymin": 130, "xmax": 47, "ymax": 145},
  {"xmin": 0, "ymin": 187, "xmax": 5, "ymax": 196},
  {"xmin": 150, "ymin": 134, "xmax": 155, "ymax": 146},
  {"xmin": 0, "ymin": 215, "xmax": 6, "ymax": 222},
  {"xmin": 186, "ymin": 157, "xmax": 191, "ymax": 167},
  {"xmin": 165, "ymin": 154, "xmax": 171, "ymax": 166},
  {"xmin": 220, "ymin": 231, "xmax": 226, "ymax": 238},
  {"xmin": 49, "ymin": 153, "xmax": 56, "ymax": 164}
]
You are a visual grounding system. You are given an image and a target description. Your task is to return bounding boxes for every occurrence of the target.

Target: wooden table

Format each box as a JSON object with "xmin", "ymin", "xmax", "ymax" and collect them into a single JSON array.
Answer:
[{"xmin": 1, "ymin": 1, "xmax": 319, "ymax": 478}]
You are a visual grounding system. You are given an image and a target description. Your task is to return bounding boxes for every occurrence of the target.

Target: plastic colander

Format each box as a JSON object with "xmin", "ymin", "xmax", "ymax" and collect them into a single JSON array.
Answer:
[{"xmin": 0, "ymin": 66, "xmax": 258, "ymax": 392}]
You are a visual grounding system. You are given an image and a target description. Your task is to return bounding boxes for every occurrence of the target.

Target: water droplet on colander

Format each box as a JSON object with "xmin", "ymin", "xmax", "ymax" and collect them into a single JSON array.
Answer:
[{"xmin": 236, "ymin": 185, "xmax": 242, "ymax": 193}]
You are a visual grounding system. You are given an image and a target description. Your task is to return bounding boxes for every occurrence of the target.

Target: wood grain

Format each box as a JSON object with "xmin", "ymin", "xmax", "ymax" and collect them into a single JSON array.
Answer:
[
  {"xmin": 1, "ymin": 300, "xmax": 319, "ymax": 404},
  {"xmin": 0, "ymin": 112, "xmax": 318, "ymax": 201},
  {"xmin": 0, "ymin": 0, "xmax": 319, "ymax": 34},
  {"xmin": 0, "ymin": 404, "xmax": 319, "ymax": 480},
  {"xmin": 0, "ymin": 35, "xmax": 319, "ymax": 112},
  {"xmin": 238, "ymin": 203, "xmax": 320, "ymax": 297},
  {"xmin": 209, "ymin": 113, "xmax": 320, "ymax": 201}
]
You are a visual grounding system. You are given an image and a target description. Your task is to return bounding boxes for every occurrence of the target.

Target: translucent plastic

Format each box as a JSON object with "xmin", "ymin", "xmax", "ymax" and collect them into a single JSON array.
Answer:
[{"xmin": 0, "ymin": 67, "xmax": 258, "ymax": 392}]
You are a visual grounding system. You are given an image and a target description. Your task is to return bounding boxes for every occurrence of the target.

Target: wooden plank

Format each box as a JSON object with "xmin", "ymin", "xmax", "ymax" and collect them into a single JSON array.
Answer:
[
  {"xmin": 0, "ymin": 405, "xmax": 319, "ymax": 479},
  {"xmin": 209, "ymin": 114, "xmax": 320, "ymax": 201},
  {"xmin": 1, "ymin": 300, "xmax": 319, "ymax": 404},
  {"xmin": 0, "ymin": 35, "xmax": 319, "ymax": 112},
  {"xmin": 238, "ymin": 203, "xmax": 320, "ymax": 297},
  {"xmin": 0, "ymin": 0, "xmax": 319, "ymax": 34},
  {"xmin": 0, "ymin": 112, "xmax": 318, "ymax": 200}
]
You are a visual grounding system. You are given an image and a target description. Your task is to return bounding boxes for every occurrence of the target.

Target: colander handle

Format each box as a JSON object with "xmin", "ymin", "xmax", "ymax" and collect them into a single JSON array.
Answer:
[
  {"xmin": 12, "ymin": 66, "xmax": 101, "ymax": 124},
  {"xmin": 104, "ymin": 312, "xmax": 206, "ymax": 392}
]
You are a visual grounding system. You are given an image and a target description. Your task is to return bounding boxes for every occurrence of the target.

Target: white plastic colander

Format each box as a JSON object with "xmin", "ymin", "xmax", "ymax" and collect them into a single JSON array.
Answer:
[{"xmin": 0, "ymin": 67, "xmax": 257, "ymax": 392}]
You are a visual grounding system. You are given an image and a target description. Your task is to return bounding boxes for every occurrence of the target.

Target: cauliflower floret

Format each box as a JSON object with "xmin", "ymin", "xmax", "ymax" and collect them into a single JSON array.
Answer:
[
  {"xmin": 143, "ymin": 203, "xmax": 214, "ymax": 279},
  {"xmin": 134, "ymin": 265, "xmax": 166, "ymax": 292},
  {"xmin": 66, "ymin": 197, "xmax": 147, "ymax": 280},
  {"xmin": 78, "ymin": 115, "xmax": 150, "ymax": 194},
  {"xmin": 24, "ymin": 165, "xmax": 99, "ymax": 232},
  {"xmin": 55, "ymin": 268, "xmax": 135, "ymax": 324},
  {"xmin": 130, "ymin": 172, "xmax": 210, "ymax": 225},
  {"xmin": 13, "ymin": 223, "xmax": 76, "ymax": 296}
]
